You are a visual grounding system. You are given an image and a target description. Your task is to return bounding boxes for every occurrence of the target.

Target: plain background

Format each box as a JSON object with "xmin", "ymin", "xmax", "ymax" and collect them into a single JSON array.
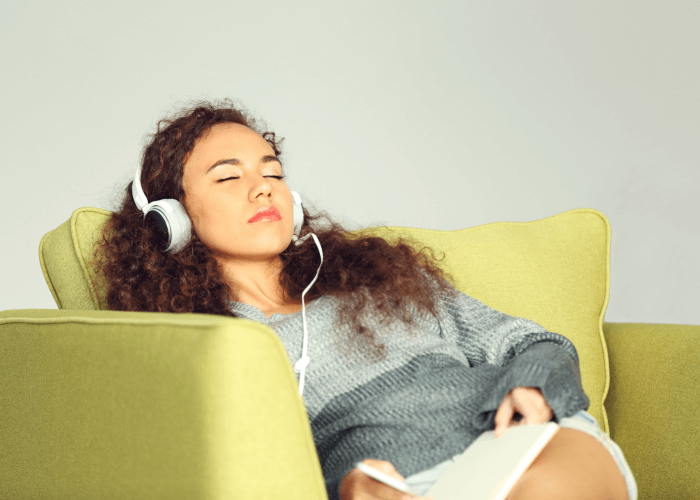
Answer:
[{"xmin": 1, "ymin": 1, "xmax": 697, "ymax": 324}]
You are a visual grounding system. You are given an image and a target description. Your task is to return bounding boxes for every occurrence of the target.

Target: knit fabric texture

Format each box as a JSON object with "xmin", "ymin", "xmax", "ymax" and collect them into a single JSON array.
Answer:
[{"xmin": 228, "ymin": 286, "xmax": 590, "ymax": 500}]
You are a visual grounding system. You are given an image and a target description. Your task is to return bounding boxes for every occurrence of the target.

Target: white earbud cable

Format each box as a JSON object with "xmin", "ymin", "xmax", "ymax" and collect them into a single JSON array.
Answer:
[{"xmin": 293, "ymin": 232, "xmax": 323, "ymax": 397}]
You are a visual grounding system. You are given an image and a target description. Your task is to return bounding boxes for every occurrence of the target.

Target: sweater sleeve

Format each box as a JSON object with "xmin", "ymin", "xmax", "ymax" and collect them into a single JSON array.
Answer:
[{"xmin": 436, "ymin": 289, "xmax": 590, "ymax": 429}]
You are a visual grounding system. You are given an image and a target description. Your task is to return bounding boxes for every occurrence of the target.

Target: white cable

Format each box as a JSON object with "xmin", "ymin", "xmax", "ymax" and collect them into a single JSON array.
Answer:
[{"xmin": 293, "ymin": 232, "xmax": 323, "ymax": 398}]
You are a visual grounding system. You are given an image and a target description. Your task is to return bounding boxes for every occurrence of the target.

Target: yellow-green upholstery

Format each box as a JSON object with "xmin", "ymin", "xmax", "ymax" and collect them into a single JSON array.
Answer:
[
  {"xmin": 38, "ymin": 206, "xmax": 112, "ymax": 311},
  {"xmin": 1, "ymin": 206, "xmax": 698, "ymax": 499},
  {"xmin": 0, "ymin": 310, "xmax": 326, "ymax": 500},
  {"xmin": 604, "ymin": 322, "xmax": 700, "ymax": 499}
]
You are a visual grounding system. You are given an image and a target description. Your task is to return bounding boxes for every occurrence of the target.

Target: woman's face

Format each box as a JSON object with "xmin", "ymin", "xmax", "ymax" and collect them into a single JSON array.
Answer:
[{"xmin": 182, "ymin": 123, "xmax": 295, "ymax": 262}]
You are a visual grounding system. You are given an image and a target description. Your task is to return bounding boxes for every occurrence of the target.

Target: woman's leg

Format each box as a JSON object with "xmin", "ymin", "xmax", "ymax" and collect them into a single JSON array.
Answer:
[{"xmin": 507, "ymin": 427, "xmax": 629, "ymax": 500}]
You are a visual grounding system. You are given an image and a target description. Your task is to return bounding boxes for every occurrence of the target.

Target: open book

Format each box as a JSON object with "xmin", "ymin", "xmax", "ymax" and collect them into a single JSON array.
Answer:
[{"xmin": 426, "ymin": 422, "xmax": 559, "ymax": 500}]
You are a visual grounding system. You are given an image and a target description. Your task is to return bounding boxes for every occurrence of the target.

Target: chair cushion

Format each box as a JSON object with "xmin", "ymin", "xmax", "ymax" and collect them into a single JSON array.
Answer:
[
  {"xmin": 356, "ymin": 208, "xmax": 611, "ymax": 434},
  {"xmin": 40, "ymin": 207, "xmax": 611, "ymax": 433},
  {"xmin": 40, "ymin": 207, "xmax": 112, "ymax": 311}
]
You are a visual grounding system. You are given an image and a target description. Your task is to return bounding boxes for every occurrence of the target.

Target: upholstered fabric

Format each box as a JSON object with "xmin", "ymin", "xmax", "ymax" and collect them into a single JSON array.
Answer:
[
  {"xmin": 604, "ymin": 322, "xmax": 700, "ymax": 499},
  {"xmin": 39, "ymin": 207, "xmax": 112, "ymax": 311},
  {"xmin": 0, "ymin": 308, "xmax": 327, "ymax": 500}
]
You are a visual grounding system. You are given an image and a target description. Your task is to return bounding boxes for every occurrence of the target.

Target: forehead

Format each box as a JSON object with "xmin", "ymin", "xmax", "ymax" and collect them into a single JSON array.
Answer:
[{"xmin": 186, "ymin": 123, "xmax": 273, "ymax": 170}]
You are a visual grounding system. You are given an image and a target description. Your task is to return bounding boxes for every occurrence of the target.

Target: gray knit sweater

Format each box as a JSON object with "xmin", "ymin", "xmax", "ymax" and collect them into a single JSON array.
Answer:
[{"xmin": 229, "ymin": 286, "xmax": 589, "ymax": 500}]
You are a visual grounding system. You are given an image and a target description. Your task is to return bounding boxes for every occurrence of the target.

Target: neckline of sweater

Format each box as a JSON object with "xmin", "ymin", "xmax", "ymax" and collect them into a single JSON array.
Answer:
[{"xmin": 228, "ymin": 295, "xmax": 328, "ymax": 324}]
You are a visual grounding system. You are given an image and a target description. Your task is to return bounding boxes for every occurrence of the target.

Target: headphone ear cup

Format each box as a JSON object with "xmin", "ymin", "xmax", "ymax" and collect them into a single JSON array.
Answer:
[
  {"xmin": 142, "ymin": 199, "xmax": 192, "ymax": 253},
  {"xmin": 144, "ymin": 210, "xmax": 170, "ymax": 252}
]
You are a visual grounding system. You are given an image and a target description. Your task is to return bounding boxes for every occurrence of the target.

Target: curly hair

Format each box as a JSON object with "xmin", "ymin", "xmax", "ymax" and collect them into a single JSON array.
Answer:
[{"xmin": 90, "ymin": 98, "xmax": 459, "ymax": 361}]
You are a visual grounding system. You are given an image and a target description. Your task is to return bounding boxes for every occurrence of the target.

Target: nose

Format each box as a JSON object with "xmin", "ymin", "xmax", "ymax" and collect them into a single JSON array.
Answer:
[{"xmin": 249, "ymin": 176, "xmax": 273, "ymax": 202}]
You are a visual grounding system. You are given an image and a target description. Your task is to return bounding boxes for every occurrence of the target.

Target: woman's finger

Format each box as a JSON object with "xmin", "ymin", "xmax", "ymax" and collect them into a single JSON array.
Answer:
[
  {"xmin": 510, "ymin": 387, "xmax": 553, "ymax": 424},
  {"xmin": 494, "ymin": 393, "xmax": 514, "ymax": 437},
  {"xmin": 511, "ymin": 391, "xmax": 540, "ymax": 424}
]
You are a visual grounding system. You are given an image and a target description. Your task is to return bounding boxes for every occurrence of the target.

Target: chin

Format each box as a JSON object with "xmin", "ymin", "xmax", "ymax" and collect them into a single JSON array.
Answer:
[{"xmin": 252, "ymin": 233, "xmax": 292, "ymax": 254}]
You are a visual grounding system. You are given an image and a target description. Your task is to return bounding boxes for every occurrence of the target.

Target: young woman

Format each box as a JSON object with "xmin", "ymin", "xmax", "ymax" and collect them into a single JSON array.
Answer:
[{"xmin": 93, "ymin": 99, "xmax": 637, "ymax": 500}]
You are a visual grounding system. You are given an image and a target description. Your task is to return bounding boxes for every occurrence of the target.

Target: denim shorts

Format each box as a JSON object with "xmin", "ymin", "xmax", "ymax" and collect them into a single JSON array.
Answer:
[{"xmin": 404, "ymin": 410, "xmax": 638, "ymax": 499}]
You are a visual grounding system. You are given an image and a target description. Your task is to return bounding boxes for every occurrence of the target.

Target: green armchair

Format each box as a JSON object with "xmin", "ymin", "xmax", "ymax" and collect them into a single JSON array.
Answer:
[{"xmin": 1, "ymin": 207, "xmax": 698, "ymax": 499}]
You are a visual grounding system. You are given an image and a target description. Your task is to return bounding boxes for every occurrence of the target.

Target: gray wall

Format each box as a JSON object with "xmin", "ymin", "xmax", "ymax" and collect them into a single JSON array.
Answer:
[{"xmin": 1, "ymin": 1, "xmax": 698, "ymax": 324}]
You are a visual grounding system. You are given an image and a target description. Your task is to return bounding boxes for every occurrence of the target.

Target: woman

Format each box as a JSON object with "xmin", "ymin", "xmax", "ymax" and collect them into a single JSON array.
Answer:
[{"xmin": 92, "ymin": 99, "xmax": 637, "ymax": 500}]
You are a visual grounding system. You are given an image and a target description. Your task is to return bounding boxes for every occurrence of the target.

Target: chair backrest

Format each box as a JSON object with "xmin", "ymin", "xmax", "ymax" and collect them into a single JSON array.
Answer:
[{"xmin": 39, "ymin": 206, "xmax": 611, "ymax": 434}]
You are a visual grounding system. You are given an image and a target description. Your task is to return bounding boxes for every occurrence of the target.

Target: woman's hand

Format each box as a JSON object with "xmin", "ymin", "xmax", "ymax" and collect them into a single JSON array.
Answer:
[
  {"xmin": 494, "ymin": 386, "xmax": 554, "ymax": 438},
  {"xmin": 339, "ymin": 459, "xmax": 435, "ymax": 500}
]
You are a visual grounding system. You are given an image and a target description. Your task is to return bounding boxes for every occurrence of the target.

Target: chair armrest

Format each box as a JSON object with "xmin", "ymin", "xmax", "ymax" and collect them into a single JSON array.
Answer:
[
  {"xmin": 604, "ymin": 322, "xmax": 700, "ymax": 500},
  {"xmin": 0, "ymin": 309, "xmax": 328, "ymax": 500}
]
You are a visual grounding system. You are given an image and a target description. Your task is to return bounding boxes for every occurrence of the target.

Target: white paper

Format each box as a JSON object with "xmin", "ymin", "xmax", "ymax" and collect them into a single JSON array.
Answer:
[{"xmin": 426, "ymin": 422, "xmax": 559, "ymax": 500}]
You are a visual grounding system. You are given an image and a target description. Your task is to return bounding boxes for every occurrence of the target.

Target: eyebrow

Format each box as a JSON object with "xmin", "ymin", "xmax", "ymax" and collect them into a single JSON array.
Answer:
[{"xmin": 206, "ymin": 155, "xmax": 282, "ymax": 175}]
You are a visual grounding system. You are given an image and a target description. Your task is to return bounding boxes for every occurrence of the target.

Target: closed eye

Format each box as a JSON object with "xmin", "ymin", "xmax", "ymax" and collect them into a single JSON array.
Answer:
[{"xmin": 217, "ymin": 175, "xmax": 285, "ymax": 183}]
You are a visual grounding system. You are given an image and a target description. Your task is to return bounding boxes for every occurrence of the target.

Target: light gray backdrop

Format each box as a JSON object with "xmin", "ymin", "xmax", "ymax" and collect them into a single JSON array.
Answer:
[{"xmin": 1, "ymin": 1, "xmax": 698, "ymax": 324}]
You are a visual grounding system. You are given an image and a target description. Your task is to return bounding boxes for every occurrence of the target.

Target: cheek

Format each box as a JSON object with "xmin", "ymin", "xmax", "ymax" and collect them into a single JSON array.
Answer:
[{"xmin": 188, "ymin": 195, "xmax": 241, "ymax": 243}]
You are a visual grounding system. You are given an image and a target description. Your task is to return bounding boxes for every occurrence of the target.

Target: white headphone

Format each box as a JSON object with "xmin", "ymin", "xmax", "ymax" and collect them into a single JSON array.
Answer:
[{"xmin": 131, "ymin": 162, "xmax": 308, "ymax": 253}]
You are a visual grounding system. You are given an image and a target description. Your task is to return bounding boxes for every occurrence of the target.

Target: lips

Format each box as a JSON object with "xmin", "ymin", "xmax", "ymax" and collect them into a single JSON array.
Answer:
[{"xmin": 248, "ymin": 207, "xmax": 282, "ymax": 223}]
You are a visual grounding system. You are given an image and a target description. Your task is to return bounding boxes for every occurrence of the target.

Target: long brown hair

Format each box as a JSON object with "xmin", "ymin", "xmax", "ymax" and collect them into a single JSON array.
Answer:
[{"xmin": 91, "ymin": 98, "xmax": 458, "ymax": 360}]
